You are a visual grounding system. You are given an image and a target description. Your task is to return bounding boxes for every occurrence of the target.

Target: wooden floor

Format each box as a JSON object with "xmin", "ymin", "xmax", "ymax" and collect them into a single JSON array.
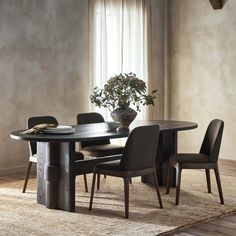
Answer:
[
  {"xmin": 167, "ymin": 159, "xmax": 236, "ymax": 236},
  {"xmin": 0, "ymin": 159, "xmax": 235, "ymax": 236},
  {"xmin": 168, "ymin": 213, "xmax": 236, "ymax": 236}
]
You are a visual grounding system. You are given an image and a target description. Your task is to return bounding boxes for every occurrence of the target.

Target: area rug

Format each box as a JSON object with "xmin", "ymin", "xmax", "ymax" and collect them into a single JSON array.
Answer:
[{"xmin": 0, "ymin": 170, "xmax": 236, "ymax": 236}]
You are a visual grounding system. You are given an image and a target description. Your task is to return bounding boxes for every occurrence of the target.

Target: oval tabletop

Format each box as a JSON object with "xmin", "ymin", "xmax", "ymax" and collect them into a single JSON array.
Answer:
[{"xmin": 10, "ymin": 120, "xmax": 198, "ymax": 143}]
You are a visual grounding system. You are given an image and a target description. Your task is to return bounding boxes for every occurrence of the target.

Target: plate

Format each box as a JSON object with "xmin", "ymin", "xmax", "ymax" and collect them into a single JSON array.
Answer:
[{"xmin": 43, "ymin": 125, "xmax": 75, "ymax": 134}]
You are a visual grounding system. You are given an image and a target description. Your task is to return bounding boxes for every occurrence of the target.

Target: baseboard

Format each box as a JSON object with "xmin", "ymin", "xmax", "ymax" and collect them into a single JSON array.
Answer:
[
  {"xmin": 0, "ymin": 165, "xmax": 36, "ymax": 176},
  {"xmin": 0, "ymin": 159, "xmax": 234, "ymax": 176},
  {"xmin": 219, "ymin": 158, "xmax": 236, "ymax": 164}
]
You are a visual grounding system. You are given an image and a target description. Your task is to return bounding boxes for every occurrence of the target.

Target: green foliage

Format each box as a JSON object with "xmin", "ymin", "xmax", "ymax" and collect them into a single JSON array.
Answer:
[{"xmin": 90, "ymin": 73, "xmax": 157, "ymax": 111}]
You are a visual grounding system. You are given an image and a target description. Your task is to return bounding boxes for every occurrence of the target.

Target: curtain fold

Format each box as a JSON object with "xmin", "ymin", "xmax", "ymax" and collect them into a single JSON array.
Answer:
[{"xmin": 89, "ymin": 0, "xmax": 152, "ymax": 120}]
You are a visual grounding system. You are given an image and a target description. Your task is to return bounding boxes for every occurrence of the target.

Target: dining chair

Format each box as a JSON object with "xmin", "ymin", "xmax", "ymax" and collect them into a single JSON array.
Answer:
[
  {"xmin": 22, "ymin": 116, "xmax": 88, "ymax": 193},
  {"xmin": 166, "ymin": 119, "xmax": 224, "ymax": 205},
  {"xmin": 89, "ymin": 125, "xmax": 163, "ymax": 218},
  {"xmin": 77, "ymin": 112, "xmax": 124, "ymax": 189}
]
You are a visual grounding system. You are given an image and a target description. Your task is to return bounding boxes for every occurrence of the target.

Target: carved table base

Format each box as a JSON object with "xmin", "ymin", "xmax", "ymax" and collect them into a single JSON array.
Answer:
[{"xmin": 37, "ymin": 142, "xmax": 75, "ymax": 212}]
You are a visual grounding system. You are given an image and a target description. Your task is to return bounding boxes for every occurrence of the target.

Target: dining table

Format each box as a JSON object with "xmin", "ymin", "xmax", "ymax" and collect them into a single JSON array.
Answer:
[{"xmin": 10, "ymin": 120, "xmax": 197, "ymax": 212}]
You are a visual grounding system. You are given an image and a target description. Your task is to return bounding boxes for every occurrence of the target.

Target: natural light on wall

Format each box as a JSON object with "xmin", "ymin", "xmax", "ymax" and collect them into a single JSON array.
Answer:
[{"xmin": 89, "ymin": 0, "xmax": 151, "ymax": 122}]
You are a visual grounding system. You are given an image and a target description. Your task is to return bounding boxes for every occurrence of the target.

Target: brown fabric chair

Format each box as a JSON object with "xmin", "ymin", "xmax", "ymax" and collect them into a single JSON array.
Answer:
[
  {"xmin": 23, "ymin": 116, "xmax": 88, "ymax": 193},
  {"xmin": 77, "ymin": 112, "xmax": 124, "ymax": 189},
  {"xmin": 89, "ymin": 125, "xmax": 163, "ymax": 218},
  {"xmin": 77, "ymin": 112, "xmax": 124, "ymax": 156},
  {"xmin": 166, "ymin": 119, "xmax": 224, "ymax": 205}
]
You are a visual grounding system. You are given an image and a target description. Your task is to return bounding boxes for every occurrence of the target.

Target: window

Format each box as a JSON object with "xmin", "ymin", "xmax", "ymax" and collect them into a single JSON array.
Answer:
[{"xmin": 89, "ymin": 0, "xmax": 151, "ymax": 121}]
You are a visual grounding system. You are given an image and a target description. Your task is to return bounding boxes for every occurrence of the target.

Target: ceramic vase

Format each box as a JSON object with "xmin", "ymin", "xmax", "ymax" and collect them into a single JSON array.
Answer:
[{"xmin": 110, "ymin": 106, "xmax": 137, "ymax": 132}]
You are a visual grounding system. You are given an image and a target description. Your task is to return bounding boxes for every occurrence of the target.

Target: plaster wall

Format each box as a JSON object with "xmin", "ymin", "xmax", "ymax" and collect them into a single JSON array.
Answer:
[
  {"xmin": 0, "ymin": 0, "xmax": 90, "ymax": 171},
  {"xmin": 150, "ymin": 0, "xmax": 165, "ymax": 120},
  {"xmin": 0, "ymin": 0, "xmax": 165, "ymax": 171},
  {"xmin": 168, "ymin": 0, "xmax": 236, "ymax": 159}
]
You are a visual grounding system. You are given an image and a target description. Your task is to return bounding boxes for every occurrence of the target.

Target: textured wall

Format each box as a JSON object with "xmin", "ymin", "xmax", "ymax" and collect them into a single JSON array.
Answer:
[
  {"xmin": 0, "ymin": 0, "xmax": 165, "ymax": 171},
  {"xmin": 168, "ymin": 0, "xmax": 236, "ymax": 159},
  {"xmin": 0, "ymin": 0, "xmax": 89, "ymax": 171},
  {"xmin": 150, "ymin": 0, "xmax": 165, "ymax": 120}
]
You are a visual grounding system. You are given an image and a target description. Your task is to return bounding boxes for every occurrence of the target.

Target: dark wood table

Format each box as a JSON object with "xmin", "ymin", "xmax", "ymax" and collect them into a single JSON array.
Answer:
[{"xmin": 10, "ymin": 120, "xmax": 197, "ymax": 212}]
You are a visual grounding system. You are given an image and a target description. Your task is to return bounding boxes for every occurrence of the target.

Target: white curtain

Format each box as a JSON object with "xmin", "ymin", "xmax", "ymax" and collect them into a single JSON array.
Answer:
[{"xmin": 89, "ymin": 0, "xmax": 152, "ymax": 121}]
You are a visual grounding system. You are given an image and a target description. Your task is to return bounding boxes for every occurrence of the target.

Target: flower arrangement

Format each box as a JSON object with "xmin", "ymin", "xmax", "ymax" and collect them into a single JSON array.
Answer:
[{"xmin": 90, "ymin": 73, "xmax": 157, "ymax": 112}]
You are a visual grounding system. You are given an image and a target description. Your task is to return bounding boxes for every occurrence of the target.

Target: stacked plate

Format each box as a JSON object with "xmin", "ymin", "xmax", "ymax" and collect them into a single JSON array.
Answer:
[{"xmin": 43, "ymin": 125, "xmax": 75, "ymax": 134}]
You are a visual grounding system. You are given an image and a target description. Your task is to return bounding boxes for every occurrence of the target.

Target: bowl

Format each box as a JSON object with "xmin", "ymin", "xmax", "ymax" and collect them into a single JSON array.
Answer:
[{"xmin": 104, "ymin": 122, "xmax": 120, "ymax": 131}]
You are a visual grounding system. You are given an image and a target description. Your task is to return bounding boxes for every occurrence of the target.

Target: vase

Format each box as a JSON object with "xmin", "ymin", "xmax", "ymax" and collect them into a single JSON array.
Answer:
[{"xmin": 110, "ymin": 106, "xmax": 137, "ymax": 132}]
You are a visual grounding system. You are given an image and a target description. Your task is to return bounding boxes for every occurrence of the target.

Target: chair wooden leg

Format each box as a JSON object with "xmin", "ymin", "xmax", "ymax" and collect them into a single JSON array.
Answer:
[
  {"xmin": 104, "ymin": 174, "xmax": 106, "ymax": 179},
  {"xmin": 97, "ymin": 173, "xmax": 101, "ymax": 190},
  {"xmin": 175, "ymin": 165, "xmax": 182, "ymax": 205},
  {"xmin": 124, "ymin": 177, "xmax": 130, "ymax": 218},
  {"xmin": 166, "ymin": 164, "xmax": 171, "ymax": 194},
  {"xmin": 205, "ymin": 169, "xmax": 211, "ymax": 193},
  {"xmin": 214, "ymin": 164, "xmax": 224, "ymax": 204},
  {"xmin": 129, "ymin": 178, "xmax": 132, "ymax": 184},
  {"xmin": 83, "ymin": 174, "xmax": 88, "ymax": 192},
  {"xmin": 22, "ymin": 161, "xmax": 33, "ymax": 193},
  {"xmin": 89, "ymin": 172, "xmax": 97, "ymax": 210},
  {"xmin": 153, "ymin": 172, "xmax": 163, "ymax": 208}
]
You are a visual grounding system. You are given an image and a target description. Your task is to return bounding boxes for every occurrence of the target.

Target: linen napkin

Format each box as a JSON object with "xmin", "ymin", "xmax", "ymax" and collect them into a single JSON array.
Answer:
[{"xmin": 22, "ymin": 124, "xmax": 58, "ymax": 134}]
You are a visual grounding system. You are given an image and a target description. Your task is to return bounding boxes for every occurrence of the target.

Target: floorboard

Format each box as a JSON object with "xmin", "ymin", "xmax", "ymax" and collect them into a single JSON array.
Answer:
[
  {"xmin": 167, "ymin": 159, "xmax": 236, "ymax": 236},
  {"xmin": 1, "ymin": 159, "xmax": 235, "ymax": 236}
]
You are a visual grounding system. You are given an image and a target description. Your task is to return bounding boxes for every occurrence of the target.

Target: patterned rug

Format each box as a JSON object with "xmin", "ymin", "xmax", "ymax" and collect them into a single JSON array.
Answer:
[{"xmin": 0, "ymin": 170, "xmax": 236, "ymax": 236}]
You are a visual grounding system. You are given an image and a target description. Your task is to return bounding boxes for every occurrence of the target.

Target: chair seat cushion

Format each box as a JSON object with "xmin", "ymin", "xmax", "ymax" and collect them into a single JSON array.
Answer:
[
  {"xmin": 29, "ymin": 154, "xmax": 38, "ymax": 163},
  {"xmin": 170, "ymin": 153, "xmax": 209, "ymax": 164},
  {"xmin": 81, "ymin": 144, "xmax": 124, "ymax": 157},
  {"xmin": 96, "ymin": 160, "xmax": 122, "ymax": 171}
]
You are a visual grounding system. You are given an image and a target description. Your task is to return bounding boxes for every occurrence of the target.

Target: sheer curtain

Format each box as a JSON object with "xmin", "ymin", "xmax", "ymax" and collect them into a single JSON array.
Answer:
[{"xmin": 89, "ymin": 0, "xmax": 152, "ymax": 121}]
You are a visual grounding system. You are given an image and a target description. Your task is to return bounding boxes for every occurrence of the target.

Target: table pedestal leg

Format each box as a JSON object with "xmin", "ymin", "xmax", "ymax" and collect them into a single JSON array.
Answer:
[
  {"xmin": 141, "ymin": 132, "xmax": 177, "ymax": 187},
  {"xmin": 37, "ymin": 142, "xmax": 75, "ymax": 212}
]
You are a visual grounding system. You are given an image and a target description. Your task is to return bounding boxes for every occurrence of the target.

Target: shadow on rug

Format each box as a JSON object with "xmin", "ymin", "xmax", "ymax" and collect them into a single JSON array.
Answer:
[{"xmin": 0, "ymin": 170, "xmax": 236, "ymax": 235}]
